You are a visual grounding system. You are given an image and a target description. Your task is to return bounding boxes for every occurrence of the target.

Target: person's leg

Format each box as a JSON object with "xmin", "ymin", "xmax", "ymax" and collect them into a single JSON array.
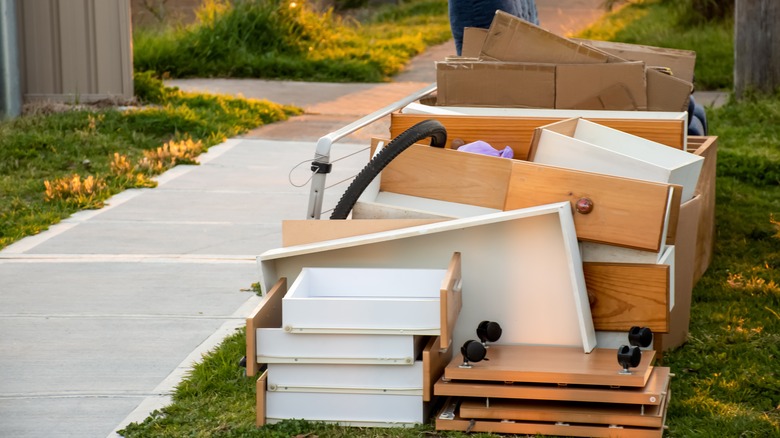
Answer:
[{"xmin": 449, "ymin": 0, "xmax": 505, "ymax": 55}]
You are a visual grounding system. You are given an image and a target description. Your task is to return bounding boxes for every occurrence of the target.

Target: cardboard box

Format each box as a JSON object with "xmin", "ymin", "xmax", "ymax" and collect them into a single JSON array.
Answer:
[
  {"xmin": 462, "ymin": 27, "xmax": 488, "ymax": 58},
  {"xmin": 573, "ymin": 38, "xmax": 697, "ymax": 83}
]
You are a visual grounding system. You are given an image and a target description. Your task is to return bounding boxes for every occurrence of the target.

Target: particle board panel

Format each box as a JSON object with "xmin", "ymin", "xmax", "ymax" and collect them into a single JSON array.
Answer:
[
  {"xmin": 256, "ymin": 370, "xmax": 268, "ymax": 427},
  {"xmin": 245, "ymin": 278, "xmax": 287, "ymax": 377},
  {"xmin": 390, "ymin": 114, "xmax": 685, "ymax": 156},
  {"xmin": 443, "ymin": 345, "xmax": 655, "ymax": 387},
  {"xmin": 506, "ymin": 159, "xmax": 674, "ymax": 251},
  {"xmin": 435, "ymin": 400, "xmax": 663, "ymax": 437},
  {"xmin": 260, "ymin": 204, "xmax": 597, "ymax": 353},
  {"xmin": 434, "ymin": 367, "xmax": 671, "ymax": 406},
  {"xmin": 688, "ymin": 136, "xmax": 718, "ymax": 282},
  {"xmin": 583, "ymin": 263, "xmax": 670, "ymax": 333},
  {"xmin": 423, "ymin": 336, "xmax": 453, "ymax": 402},
  {"xmin": 458, "ymin": 386, "xmax": 670, "ymax": 428}
]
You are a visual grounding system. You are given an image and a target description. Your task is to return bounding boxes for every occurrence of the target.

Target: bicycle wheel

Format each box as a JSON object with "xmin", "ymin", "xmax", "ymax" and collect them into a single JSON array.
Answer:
[{"xmin": 329, "ymin": 119, "xmax": 447, "ymax": 220}]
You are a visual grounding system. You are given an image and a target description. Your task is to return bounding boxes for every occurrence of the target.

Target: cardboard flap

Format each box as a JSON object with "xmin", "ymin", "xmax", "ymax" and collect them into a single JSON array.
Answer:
[
  {"xmin": 574, "ymin": 38, "xmax": 697, "ymax": 83},
  {"xmin": 480, "ymin": 10, "xmax": 611, "ymax": 64},
  {"xmin": 556, "ymin": 62, "xmax": 647, "ymax": 110},
  {"xmin": 647, "ymin": 68, "xmax": 693, "ymax": 112},
  {"xmin": 462, "ymin": 27, "xmax": 489, "ymax": 58}
]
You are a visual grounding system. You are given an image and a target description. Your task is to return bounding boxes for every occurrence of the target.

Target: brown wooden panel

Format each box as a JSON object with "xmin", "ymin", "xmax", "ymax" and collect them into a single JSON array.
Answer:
[
  {"xmin": 245, "ymin": 278, "xmax": 287, "ymax": 377},
  {"xmin": 584, "ymin": 263, "xmax": 670, "ymax": 333},
  {"xmin": 281, "ymin": 219, "xmax": 442, "ymax": 247},
  {"xmin": 390, "ymin": 113, "xmax": 685, "ymax": 158},
  {"xmin": 459, "ymin": 393, "xmax": 668, "ymax": 428},
  {"xmin": 423, "ymin": 336, "xmax": 453, "ymax": 402},
  {"xmin": 443, "ymin": 345, "xmax": 656, "ymax": 387},
  {"xmin": 255, "ymin": 370, "xmax": 268, "ymax": 427},
  {"xmin": 688, "ymin": 136, "xmax": 718, "ymax": 282},
  {"xmin": 506, "ymin": 160, "xmax": 672, "ymax": 251},
  {"xmin": 435, "ymin": 367, "xmax": 671, "ymax": 406},
  {"xmin": 435, "ymin": 399, "xmax": 664, "ymax": 437},
  {"xmin": 440, "ymin": 252, "xmax": 462, "ymax": 350},
  {"xmin": 380, "ymin": 144, "xmax": 513, "ymax": 209}
]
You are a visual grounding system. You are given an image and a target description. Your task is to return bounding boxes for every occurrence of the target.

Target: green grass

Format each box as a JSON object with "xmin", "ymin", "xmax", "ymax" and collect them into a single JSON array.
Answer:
[
  {"xmin": 0, "ymin": 73, "xmax": 301, "ymax": 250},
  {"xmin": 133, "ymin": 0, "xmax": 452, "ymax": 82},
  {"xmin": 576, "ymin": 0, "xmax": 734, "ymax": 91}
]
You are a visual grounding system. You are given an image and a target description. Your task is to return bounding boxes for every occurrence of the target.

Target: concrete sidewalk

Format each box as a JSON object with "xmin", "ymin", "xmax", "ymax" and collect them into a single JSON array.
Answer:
[{"xmin": 0, "ymin": 1, "xmax": 726, "ymax": 436}]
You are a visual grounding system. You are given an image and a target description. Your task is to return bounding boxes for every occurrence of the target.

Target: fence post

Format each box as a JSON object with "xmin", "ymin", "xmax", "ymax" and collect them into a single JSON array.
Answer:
[{"xmin": 734, "ymin": 0, "xmax": 780, "ymax": 99}]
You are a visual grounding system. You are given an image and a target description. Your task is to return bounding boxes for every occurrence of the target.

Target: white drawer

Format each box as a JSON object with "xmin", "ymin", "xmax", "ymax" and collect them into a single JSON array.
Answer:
[
  {"xmin": 267, "ymin": 362, "xmax": 424, "ymax": 395},
  {"xmin": 265, "ymin": 391, "xmax": 428, "ymax": 426}
]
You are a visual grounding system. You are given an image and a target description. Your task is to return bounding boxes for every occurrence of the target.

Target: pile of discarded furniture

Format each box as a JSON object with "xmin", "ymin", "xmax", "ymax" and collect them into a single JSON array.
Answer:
[{"xmin": 244, "ymin": 11, "xmax": 717, "ymax": 437}]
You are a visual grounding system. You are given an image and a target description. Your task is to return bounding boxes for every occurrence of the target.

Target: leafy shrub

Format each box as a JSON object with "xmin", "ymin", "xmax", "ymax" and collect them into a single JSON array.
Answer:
[
  {"xmin": 133, "ymin": 70, "xmax": 170, "ymax": 104},
  {"xmin": 661, "ymin": 0, "xmax": 734, "ymax": 26}
]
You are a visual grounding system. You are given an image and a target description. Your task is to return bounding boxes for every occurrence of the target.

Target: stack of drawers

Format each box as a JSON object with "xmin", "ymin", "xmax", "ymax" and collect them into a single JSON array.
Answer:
[{"xmin": 248, "ymin": 253, "xmax": 462, "ymax": 426}]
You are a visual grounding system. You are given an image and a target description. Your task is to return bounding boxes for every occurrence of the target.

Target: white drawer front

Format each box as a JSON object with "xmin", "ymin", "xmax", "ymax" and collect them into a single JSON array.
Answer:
[
  {"xmin": 267, "ymin": 362, "xmax": 424, "ymax": 394},
  {"xmin": 266, "ymin": 391, "xmax": 425, "ymax": 425}
]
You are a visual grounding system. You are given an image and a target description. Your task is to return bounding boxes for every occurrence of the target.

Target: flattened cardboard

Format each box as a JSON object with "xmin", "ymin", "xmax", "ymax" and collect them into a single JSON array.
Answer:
[
  {"xmin": 556, "ymin": 62, "xmax": 648, "ymax": 111},
  {"xmin": 436, "ymin": 61, "xmax": 555, "ymax": 108},
  {"xmin": 574, "ymin": 38, "xmax": 696, "ymax": 83},
  {"xmin": 480, "ymin": 10, "xmax": 612, "ymax": 64},
  {"xmin": 462, "ymin": 27, "xmax": 488, "ymax": 58},
  {"xmin": 647, "ymin": 68, "xmax": 693, "ymax": 112}
]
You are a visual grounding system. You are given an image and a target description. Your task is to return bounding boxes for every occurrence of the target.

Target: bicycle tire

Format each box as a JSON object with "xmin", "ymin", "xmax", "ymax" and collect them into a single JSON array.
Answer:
[{"xmin": 329, "ymin": 119, "xmax": 447, "ymax": 220}]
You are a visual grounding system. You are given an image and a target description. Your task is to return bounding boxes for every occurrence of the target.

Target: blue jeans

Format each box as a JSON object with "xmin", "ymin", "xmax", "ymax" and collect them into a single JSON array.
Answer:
[{"xmin": 449, "ymin": 0, "xmax": 539, "ymax": 55}]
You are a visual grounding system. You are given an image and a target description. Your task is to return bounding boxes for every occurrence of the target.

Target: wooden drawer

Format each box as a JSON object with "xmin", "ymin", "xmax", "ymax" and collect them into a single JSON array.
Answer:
[
  {"xmin": 529, "ymin": 118, "xmax": 704, "ymax": 202},
  {"xmin": 375, "ymin": 143, "xmax": 677, "ymax": 251},
  {"xmin": 265, "ymin": 392, "xmax": 429, "ymax": 426},
  {"xmin": 281, "ymin": 252, "xmax": 462, "ymax": 342},
  {"xmin": 393, "ymin": 107, "xmax": 688, "ymax": 153}
]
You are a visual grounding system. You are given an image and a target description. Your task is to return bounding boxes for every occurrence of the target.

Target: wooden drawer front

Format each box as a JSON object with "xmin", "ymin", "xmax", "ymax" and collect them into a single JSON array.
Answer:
[
  {"xmin": 256, "ymin": 329, "xmax": 423, "ymax": 365},
  {"xmin": 379, "ymin": 144, "xmax": 513, "ymax": 210},
  {"xmin": 584, "ymin": 262, "xmax": 670, "ymax": 333},
  {"xmin": 688, "ymin": 135, "xmax": 717, "ymax": 282},
  {"xmin": 390, "ymin": 113, "xmax": 685, "ymax": 156},
  {"xmin": 266, "ymin": 392, "xmax": 427, "ymax": 426},
  {"xmin": 443, "ymin": 345, "xmax": 655, "ymax": 388},
  {"xmin": 506, "ymin": 160, "xmax": 673, "ymax": 251},
  {"xmin": 435, "ymin": 367, "xmax": 671, "ymax": 406}
]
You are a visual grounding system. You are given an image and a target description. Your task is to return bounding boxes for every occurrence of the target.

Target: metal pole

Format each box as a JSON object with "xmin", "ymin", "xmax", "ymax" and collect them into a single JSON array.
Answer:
[{"xmin": 0, "ymin": 0, "xmax": 21, "ymax": 120}]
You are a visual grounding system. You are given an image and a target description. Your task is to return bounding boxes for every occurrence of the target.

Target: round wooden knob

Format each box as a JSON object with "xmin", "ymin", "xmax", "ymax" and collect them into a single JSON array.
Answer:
[{"xmin": 575, "ymin": 197, "xmax": 594, "ymax": 214}]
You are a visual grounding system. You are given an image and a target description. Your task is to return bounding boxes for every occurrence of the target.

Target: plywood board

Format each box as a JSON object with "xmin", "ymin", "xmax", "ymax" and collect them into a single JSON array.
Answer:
[
  {"xmin": 584, "ymin": 263, "xmax": 669, "ymax": 333},
  {"xmin": 506, "ymin": 160, "xmax": 672, "ymax": 251},
  {"xmin": 434, "ymin": 367, "xmax": 671, "ymax": 406},
  {"xmin": 260, "ymin": 203, "xmax": 597, "ymax": 353},
  {"xmin": 423, "ymin": 336, "xmax": 452, "ymax": 402},
  {"xmin": 443, "ymin": 345, "xmax": 655, "ymax": 387},
  {"xmin": 459, "ymin": 393, "xmax": 668, "ymax": 428},
  {"xmin": 435, "ymin": 399, "xmax": 663, "ymax": 437},
  {"xmin": 245, "ymin": 278, "xmax": 286, "ymax": 377}
]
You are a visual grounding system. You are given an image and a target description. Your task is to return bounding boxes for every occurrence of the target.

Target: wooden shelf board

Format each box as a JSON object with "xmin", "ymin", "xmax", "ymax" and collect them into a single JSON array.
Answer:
[
  {"xmin": 443, "ymin": 345, "xmax": 655, "ymax": 387},
  {"xmin": 435, "ymin": 367, "xmax": 670, "ymax": 405}
]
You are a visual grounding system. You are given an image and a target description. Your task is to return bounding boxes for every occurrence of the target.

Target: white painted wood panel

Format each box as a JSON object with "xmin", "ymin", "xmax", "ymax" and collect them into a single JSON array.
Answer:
[
  {"xmin": 266, "ymin": 392, "xmax": 426, "ymax": 426},
  {"xmin": 259, "ymin": 203, "xmax": 597, "ymax": 352},
  {"xmin": 267, "ymin": 362, "xmax": 424, "ymax": 394}
]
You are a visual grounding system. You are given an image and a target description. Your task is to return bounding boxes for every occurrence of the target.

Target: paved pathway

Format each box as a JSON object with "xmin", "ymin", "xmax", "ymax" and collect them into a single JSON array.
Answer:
[{"xmin": 0, "ymin": 1, "xmax": 727, "ymax": 436}]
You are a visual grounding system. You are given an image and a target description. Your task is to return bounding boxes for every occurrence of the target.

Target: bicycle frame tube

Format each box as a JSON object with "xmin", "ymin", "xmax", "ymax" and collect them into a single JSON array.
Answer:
[{"xmin": 306, "ymin": 83, "xmax": 437, "ymax": 219}]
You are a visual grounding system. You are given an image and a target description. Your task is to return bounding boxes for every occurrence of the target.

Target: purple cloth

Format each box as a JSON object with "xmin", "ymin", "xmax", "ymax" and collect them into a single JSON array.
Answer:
[{"xmin": 457, "ymin": 140, "xmax": 514, "ymax": 159}]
